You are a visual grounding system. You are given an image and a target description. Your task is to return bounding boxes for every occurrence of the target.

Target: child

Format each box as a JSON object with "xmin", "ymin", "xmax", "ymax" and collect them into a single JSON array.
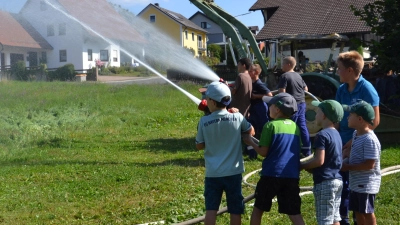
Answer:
[
  {"xmin": 341, "ymin": 100, "xmax": 381, "ymax": 225},
  {"xmin": 335, "ymin": 51, "xmax": 380, "ymax": 225},
  {"xmin": 278, "ymin": 56, "xmax": 311, "ymax": 157},
  {"xmin": 300, "ymin": 100, "xmax": 344, "ymax": 225},
  {"xmin": 242, "ymin": 93, "xmax": 305, "ymax": 225},
  {"xmin": 195, "ymin": 81, "xmax": 254, "ymax": 225},
  {"xmin": 246, "ymin": 64, "xmax": 273, "ymax": 159}
]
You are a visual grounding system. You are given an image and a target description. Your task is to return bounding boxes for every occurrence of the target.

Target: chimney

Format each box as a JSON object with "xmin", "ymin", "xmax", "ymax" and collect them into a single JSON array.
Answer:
[{"xmin": 155, "ymin": 3, "xmax": 159, "ymax": 7}]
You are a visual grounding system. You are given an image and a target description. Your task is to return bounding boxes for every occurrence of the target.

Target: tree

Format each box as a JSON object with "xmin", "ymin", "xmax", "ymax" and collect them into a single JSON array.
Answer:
[
  {"xmin": 207, "ymin": 44, "xmax": 222, "ymax": 60},
  {"xmin": 351, "ymin": 0, "xmax": 400, "ymax": 71}
]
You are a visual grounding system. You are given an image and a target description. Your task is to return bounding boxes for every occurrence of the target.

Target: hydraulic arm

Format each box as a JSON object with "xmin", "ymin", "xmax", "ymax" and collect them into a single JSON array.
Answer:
[{"xmin": 189, "ymin": 0, "xmax": 269, "ymax": 74}]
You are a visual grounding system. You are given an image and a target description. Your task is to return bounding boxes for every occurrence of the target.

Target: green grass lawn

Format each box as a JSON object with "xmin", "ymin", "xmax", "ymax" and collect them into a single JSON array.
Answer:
[{"xmin": 0, "ymin": 81, "xmax": 398, "ymax": 224}]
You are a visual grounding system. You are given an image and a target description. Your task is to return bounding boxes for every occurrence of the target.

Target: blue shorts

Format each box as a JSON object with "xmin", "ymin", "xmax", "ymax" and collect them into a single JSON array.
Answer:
[
  {"xmin": 204, "ymin": 174, "xmax": 244, "ymax": 214},
  {"xmin": 254, "ymin": 176, "xmax": 301, "ymax": 215},
  {"xmin": 314, "ymin": 179, "xmax": 342, "ymax": 225},
  {"xmin": 349, "ymin": 191, "xmax": 375, "ymax": 213}
]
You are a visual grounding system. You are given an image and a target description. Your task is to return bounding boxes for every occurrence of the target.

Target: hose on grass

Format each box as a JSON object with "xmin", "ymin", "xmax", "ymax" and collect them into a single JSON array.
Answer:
[{"xmin": 175, "ymin": 159, "xmax": 400, "ymax": 225}]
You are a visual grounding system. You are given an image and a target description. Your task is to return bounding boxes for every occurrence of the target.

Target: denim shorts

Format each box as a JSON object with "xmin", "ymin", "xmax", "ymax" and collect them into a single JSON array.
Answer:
[
  {"xmin": 349, "ymin": 191, "xmax": 375, "ymax": 213},
  {"xmin": 204, "ymin": 174, "xmax": 244, "ymax": 214},
  {"xmin": 314, "ymin": 179, "xmax": 343, "ymax": 225}
]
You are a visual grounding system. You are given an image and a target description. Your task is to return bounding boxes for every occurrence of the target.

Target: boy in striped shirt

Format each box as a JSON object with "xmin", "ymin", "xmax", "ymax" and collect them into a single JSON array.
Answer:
[{"xmin": 341, "ymin": 100, "xmax": 381, "ymax": 225}]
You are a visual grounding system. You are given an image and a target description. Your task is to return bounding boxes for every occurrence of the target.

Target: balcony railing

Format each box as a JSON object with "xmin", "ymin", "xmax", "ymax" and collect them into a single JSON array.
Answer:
[{"xmin": 198, "ymin": 41, "xmax": 206, "ymax": 49}]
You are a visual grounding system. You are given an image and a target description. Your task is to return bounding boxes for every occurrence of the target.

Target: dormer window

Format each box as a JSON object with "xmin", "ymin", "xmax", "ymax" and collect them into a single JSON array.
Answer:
[
  {"xmin": 150, "ymin": 15, "xmax": 156, "ymax": 23},
  {"xmin": 201, "ymin": 22, "xmax": 211, "ymax": 29}
]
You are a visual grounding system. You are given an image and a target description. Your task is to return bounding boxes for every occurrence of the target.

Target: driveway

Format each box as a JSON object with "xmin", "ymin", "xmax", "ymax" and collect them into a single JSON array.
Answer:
[{"xmin": 98, "ymin": 75, "xmax": 167, "ymax": 85}]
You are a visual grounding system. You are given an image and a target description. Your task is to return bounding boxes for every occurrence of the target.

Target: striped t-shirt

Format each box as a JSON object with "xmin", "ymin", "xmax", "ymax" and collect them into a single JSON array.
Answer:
[{"xmin": 349, "ymin": 130, "xmax": 381, "ymax": 194}]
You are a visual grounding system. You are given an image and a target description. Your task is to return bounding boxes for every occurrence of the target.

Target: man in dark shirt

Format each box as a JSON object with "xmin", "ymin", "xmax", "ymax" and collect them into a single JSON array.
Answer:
[{"xmin": 278, "ymin": 56, "xmax": 311, "ymax": 156}]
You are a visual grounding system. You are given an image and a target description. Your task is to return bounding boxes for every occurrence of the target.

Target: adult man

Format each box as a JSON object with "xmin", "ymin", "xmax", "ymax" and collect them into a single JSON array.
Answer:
[{"xmin": 229, "ymin": 58, "xmax": 253, "ymax": 118}]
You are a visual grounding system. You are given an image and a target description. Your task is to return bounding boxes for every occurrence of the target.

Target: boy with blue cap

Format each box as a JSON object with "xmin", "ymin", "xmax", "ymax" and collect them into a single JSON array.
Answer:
[
  {"xmin": 340, "ymin": 100, "xmax": 381, "ymax": 225},
  {"xmin": 243, "ymin": 93, "xmax": 305, "ymax": 225},
  {"xmin": 301, "ymin": 99, "xmax": 344, "ymax": 225},
  {"xmin": 196, "ymin": 81, "xmax": 254, "ymax": 225}
]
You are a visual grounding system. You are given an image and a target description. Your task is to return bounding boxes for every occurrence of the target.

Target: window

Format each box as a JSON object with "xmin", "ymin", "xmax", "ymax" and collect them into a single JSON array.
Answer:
[
  {"xmin": 192, "ymin": 33, "xmax": 194, "ymax": 41},
  {"xmin": 201, "ymin": 22, "xmax": 211, "ymax": 29},
  {"xmin": 112, "ymin": 50, "xmax": 118, "ymax": 62},
  {"xmin": 150, "ymin": 15, "xmax": 156, "ymax": 23},
  {"xmin": 59, "ymin": 23, "xmax": 66, "ymax": 35},
  {"xmin": 88, "ymin": 49, "xmax": 92, "ymax": 61},
  {"xmin": 59, "ymin": 50, "xmax": 67, "ymax": 62},
  {"xmin": 41, "ymin": 52, "xmax": 47, "ymax": 64},
  {"xmin": 185, "ymin": 31, "xmax": 188, "ymax": 40},
  {"xmin": 40, "ymin": 1, "xmax": 47, "ymax": 11},
  {"xmin": 47, "ymin": 24, "xmax": 54, "ymax": 36},
  {"xmin": 100, "ymin": 50, "xmax": 108, "ymax": 61}
]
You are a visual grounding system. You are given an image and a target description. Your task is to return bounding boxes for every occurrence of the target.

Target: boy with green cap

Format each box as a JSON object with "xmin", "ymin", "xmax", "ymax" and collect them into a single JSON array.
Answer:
[
  {"xmin": 301, "ymin": 100, "xmax": 344, "ymax": 225},
  {"xmin": 340, "ymin": 100, "xmax": 381, "ymax": 225}
]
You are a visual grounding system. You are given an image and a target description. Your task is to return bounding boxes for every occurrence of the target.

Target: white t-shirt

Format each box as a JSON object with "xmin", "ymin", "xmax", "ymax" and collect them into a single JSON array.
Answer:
[{"xmin": 349, "ymin": 130, "xmax": 381, "ymax": 194}]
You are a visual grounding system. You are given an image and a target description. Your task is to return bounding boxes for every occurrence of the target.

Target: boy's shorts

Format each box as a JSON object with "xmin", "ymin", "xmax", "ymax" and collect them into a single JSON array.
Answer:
[
  {"xmin": 254, "ymin": 176, "xmax": 301, "ymax": 215},
  {"xmin": 349, "ymin": 191, "xmax": 375, "ymax": 213},
  {"xmin": 314, "ymin": 179, "xmax": 342, "ymax": 225},
  {"xmin": 204, "ymin": 174, "xmax": 244, "ymax": 214}
]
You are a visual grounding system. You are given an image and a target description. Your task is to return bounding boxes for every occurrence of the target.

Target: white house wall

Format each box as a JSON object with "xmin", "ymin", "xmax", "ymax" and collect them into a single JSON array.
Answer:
[{"xmin": 20, "ymin": 0, "xmax": 123, "ymax": 71}]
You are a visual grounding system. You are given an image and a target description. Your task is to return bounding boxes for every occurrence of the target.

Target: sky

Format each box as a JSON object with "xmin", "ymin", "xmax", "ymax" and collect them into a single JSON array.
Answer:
[{"xmin": 0, "ymin": 0, "xmax": 265, "ymax": 31}]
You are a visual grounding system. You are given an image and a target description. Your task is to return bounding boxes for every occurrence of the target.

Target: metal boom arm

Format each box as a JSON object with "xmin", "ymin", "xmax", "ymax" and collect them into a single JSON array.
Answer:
[{"xmin": 189, "ymin": 0, "xmax": 268, "ymax": 75}]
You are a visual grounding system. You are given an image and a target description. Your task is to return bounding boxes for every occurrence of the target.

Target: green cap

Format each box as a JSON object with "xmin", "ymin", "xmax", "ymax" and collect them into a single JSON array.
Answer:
[
  {"xmin": 311, "ymin": 99, "xmax": 344, "ymax": 123},
  {"xmin": 342, "ymin": 100, "xmax": 375, "ymax": 125}
]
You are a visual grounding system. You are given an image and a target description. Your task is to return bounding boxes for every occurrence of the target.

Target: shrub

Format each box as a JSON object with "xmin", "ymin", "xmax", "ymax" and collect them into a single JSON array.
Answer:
[
  {"xmin": 199, "ymin": 56, "xmax": 220, "ymax": 67},
  {"xmin": 11, "ymin": 61, "xmax": 29, "ymax": 81},
  {"xmin": 48, "ymin": 64, "xmax": 75, "ymax": 81},
  {"xmin": 207, "ymin": 44, "xmax": 222, "ymax": 61}
]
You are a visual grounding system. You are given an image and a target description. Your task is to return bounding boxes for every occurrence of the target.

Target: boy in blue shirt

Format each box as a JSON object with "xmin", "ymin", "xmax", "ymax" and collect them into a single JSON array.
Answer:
[
  {"xmin": 301, "ymin": 100, "xmax": 344, "ymax": 225},
  {"xmin": 196, "ymin": 81, "xmax": 254, "ymax": 225},
  {"xmin": 243, "ymin": 93, "xmax": 305, "ymax": 225}
]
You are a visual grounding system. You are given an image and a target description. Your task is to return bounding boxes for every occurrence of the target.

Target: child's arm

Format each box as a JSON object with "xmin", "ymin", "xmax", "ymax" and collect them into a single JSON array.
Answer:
[
  {"xmin": 341, "ymin": 159, "xmax": 375, "ymax": 171},
  {"xmin": 300, "ymin": 149, "xmax": 324, "ymax": 170},
  {"xmin": 196, "ymin": 143, "xmax": 205, "ymax": 150},
  {"xmin": 242, "ymin": 134, "xmax": 269, "ymax": 157}
]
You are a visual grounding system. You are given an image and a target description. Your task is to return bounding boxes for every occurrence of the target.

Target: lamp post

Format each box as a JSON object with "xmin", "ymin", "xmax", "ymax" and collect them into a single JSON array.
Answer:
[{"xmin": 0, "ymin": 42, "xmax": 3, "ymax": 81}]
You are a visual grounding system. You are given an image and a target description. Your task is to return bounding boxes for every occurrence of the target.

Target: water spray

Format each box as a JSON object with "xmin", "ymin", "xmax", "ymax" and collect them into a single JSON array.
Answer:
[{"xmin": 43, "ymin": 0, "xmax": 217, "ymax": 107}]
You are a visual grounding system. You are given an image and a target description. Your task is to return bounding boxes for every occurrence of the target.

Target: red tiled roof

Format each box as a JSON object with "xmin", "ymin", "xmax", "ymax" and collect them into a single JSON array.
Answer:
[
  {"xmin": 249, "ymin": 0, "xmax": 373, "ymax": 40},
  {"xmin": 57, "ymin": 0, "xmax": 145, "ymax": 43},
  {"xmin": 0, "ymin": 10, "xmax": 52, "ymax": 49}
]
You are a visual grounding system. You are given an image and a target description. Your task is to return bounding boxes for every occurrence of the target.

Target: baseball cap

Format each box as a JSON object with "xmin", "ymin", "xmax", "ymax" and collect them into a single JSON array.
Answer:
[
  {"xmin": 205, "ymin": 81, "xmax": 231, "ymax": 106},
  {"xmin": 311, "ymin": 100, "xmax": 344, "ymax": 123},
  {"xmin": 342, "ymin": 100, "xmax": 375, "ymax": 125},
  {"xmin": 262, "ymin": 93, "xmax": 298, "ymax": 116}
]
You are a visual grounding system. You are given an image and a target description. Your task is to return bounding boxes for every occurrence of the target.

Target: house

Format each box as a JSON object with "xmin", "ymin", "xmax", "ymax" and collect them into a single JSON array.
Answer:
[
  {"xmin": 18, "ymin": 0, "xmax": 145, "ymax": 70},
  {"xmin": 0, "ymin": 10, "xmax": 52, "ymax": 69},
  {"xmin": 137, "ymin": 3, "xmax": 208, "ymax": 57},
  {"xmin": 249, "ymin": 0, "xmax": 378, "ymax": 61},
  {"xmin": 189, "ymin": 11, "xmax": 225, "ymax": 45}
]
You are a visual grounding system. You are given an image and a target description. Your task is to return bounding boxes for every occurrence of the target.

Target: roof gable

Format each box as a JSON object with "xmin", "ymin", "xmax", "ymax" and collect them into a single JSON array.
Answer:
[
  {"xmin": 250, "ymin": 0, "xmax": 373, "ymax": 40},
  {"xmin": 139, "ymin": 4, "xmax": 208, "ymax": 33},
  {"xmin": 0, "ymin": 10, "xmax": 52, "ymax": 49}
]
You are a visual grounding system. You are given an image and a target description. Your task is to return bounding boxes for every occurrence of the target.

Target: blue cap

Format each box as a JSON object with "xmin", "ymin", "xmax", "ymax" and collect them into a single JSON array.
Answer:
[{"xmin": 205, "ymin": 81, "xmax": 231, "ymax": 106}]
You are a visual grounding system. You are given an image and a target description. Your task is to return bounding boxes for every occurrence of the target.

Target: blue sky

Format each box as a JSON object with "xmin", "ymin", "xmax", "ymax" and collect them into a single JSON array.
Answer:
[{"xmin": 0, "ymin": 0, "xmax": 265, "ymax": 31}]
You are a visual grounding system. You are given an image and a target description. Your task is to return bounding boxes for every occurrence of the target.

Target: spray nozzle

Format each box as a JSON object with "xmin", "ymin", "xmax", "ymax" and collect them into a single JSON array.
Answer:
[{"xmin": 198, "ymin": 99, "xmax": 208, "ymax": 111}]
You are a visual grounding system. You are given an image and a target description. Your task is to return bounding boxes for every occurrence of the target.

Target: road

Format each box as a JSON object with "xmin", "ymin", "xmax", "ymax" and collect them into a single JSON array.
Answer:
[{"xmin": 98, "ymin": 75, "xmax": 167, "ymax": 85}]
